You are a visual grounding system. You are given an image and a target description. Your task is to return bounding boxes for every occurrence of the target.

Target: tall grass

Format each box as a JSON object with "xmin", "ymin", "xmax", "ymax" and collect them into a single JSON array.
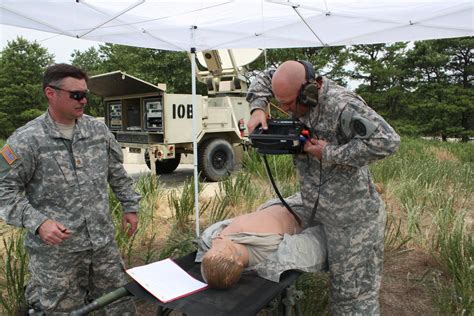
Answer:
[
  {"xmin": 135, "ymin": 173, "xmax": 163, "ymax": 223},
  {"xmin": 0, "ymin": 139, "xmax": 5, "ymax": 147},
  {"xmin": 215, "ymin": 171, "xmax": 267, "ymax": 215},
  {"xmin": 168, "ymin": 176, "xmax": 209, "ymax": 233},
  {"xmin": 160, "ymin": 176, "xmax": 211, "ymax": 259},
  {"xmin": 295, "ymin": 273, "xmax": 330, "ymax": 315},
  {"xmin": 241, "ymin": 148, "xmax": 299, "ymax": 202},
  {"xmin": 217, "ymin": 172, "xmax": 254, "ymax": 207},
  {"xmin": 0, "ymin": 231, "xmax": 28, "ymax": 314},
  {"xmin": 384, "ymin": 214, "xmax": 412, "ymax": 258},
  {"xmin": 207, "ymin": 196, "xmax": 232, "ymax": 225},
  {"xmin": 109, "ymin": 188, "xmax": 137, "ymax": 266},
  {"xmin": 433, "ymin": 208, "xmax": 473, "ymax": 314},
  {"xmin": 371, "ymin": 137, "xmax": 473, "ymax": 313},
  {"xmin": 242, "ymin": 148, "xmax": 296, "ymax": 183},
  {"xmin": 110, "ymin": 173, "xmax": 165, "ymax": 265}
]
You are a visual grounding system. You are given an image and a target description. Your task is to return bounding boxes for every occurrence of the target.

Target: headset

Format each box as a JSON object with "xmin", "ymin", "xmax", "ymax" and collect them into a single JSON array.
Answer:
[{"xmin": 297, "ymin": 60, "xmax": 319, "ymax": 108}]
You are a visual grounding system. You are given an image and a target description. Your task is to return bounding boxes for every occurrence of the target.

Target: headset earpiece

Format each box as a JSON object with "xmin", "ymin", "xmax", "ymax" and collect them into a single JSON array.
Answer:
[{"xmin": 297, "ymin": 60, "xmax": 319, "ymax": 108}]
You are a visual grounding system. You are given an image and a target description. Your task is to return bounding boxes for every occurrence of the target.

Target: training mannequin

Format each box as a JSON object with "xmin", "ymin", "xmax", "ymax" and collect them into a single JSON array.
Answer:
[{"xmin": 200, "ymin": 204, "xmax": 305, "ymax": 288}]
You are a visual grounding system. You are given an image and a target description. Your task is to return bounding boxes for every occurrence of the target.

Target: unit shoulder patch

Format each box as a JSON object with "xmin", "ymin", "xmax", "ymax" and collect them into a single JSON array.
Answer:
[{"xmin": 1, "ymin": 144, "xmax": 18, "ymax": 165}]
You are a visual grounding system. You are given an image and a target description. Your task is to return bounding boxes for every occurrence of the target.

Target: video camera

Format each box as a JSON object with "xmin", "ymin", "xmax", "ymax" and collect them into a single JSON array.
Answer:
[{"xmin": 249, "ymin": 119, "xmax": 312, "ymax": 155}]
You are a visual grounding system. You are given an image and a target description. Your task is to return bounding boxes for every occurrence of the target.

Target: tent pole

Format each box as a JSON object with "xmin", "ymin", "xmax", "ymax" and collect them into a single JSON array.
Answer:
[{"xmin": 190, "ymin": 47, "xmax": 200, "ymax": 237}]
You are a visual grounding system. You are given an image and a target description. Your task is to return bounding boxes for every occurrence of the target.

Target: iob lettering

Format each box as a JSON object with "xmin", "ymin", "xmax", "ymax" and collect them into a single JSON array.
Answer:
[{"xmin": 172, "ymin": 104, "xmax": 193, "ymax": 119}]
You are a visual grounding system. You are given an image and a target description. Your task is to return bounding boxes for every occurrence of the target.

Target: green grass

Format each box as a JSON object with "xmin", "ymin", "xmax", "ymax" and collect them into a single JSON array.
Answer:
[
  {"xmin": 0, "ymin": 139, "xmax": 5, "ymax": 148},
  {"xmin": 295, "ymin": 272, "xmax": 330, "ymax": 315},
  {"xmin": 433, "ymin": 207, "xmax": 473, "ymax": 314},
  {"xmin": 0, "ymin": 231, "xmax": 28, "ymax": 314},
  {"xmin": 371, "ymin": 137, "xmax": 473, "ymax": 314},
  {"xmin": 242, "ymin": 148, "xmax": 297, "ymax": 184},
  {"xmin": 168, "ymin": 176, "xmax": 210, "ymax": 233}
]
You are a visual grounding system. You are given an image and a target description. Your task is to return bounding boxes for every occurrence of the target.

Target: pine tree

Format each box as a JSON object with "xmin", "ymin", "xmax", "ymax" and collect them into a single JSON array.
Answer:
[{"xmin": 0, "ymin": 37, "xmax": 53, "ymax": 138}]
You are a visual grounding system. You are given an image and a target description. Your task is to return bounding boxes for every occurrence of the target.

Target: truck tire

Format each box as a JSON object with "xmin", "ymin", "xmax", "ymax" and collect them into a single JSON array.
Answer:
[
  {"xmin": 198, "ymin": 138, "xmax": 235, "ymax": 182},
  {"xmin": 144, "ymin": 152, "xmax": 181, "ymax": 174}
]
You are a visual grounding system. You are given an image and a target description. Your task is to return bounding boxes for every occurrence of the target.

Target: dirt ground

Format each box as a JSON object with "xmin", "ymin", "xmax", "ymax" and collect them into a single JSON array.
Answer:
[{"xmin": 380, "ymin": 249, "xmax": 444, "ymax": 316}]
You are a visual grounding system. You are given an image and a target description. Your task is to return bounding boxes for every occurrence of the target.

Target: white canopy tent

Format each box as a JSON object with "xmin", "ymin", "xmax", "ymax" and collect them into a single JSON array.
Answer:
[
  {"xmin": 1, "ymin": 0, "xmax": 473, "ymax": 50},
  {"xmin": 2, "ymin": 0, "xmax": 473, "ymax": 236}
]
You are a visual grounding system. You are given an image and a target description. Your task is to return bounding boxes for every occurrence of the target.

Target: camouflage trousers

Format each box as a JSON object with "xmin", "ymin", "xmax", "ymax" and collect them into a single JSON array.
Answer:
[
  {"xmin": 325, "ymin": 206, "xmax": 386, "ymax": 315},
  {"xmin": 25, "ymin": 241, "xmax": 136, "ymax": 315}
]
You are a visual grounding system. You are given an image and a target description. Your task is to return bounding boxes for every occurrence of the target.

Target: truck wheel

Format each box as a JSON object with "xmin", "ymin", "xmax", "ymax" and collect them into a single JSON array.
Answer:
[
  {"xmin": 144, "ymin": 152, "xmax": 181, "ymax": 174},
  {"xmin": 199, "ymin": 138, "xmax": 235, "ymax": 182}
]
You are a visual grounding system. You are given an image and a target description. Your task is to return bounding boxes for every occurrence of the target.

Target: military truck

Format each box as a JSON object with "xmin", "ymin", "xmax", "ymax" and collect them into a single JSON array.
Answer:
[{"xmin": 88, "ymin": 49, "xmax": 260, "ymax": 181}]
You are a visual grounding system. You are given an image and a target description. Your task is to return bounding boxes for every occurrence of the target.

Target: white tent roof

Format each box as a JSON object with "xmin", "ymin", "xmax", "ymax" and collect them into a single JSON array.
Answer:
[{"xmin": 1, "ymin": 0, "xmax": 473, "ymax": 52}]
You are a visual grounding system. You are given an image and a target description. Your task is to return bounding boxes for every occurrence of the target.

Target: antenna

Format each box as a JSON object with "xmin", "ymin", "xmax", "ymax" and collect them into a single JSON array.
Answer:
[
  {"xmin": 201, "ymin": 50, "xmax": 223, "ymax": 75},
  {"xmin": 197, "ymin": 49, "xmax": 262, "ymax": 70},
  {"xmin": 195, "ymin": 49, "xmax": 262, "ymax": 96}
]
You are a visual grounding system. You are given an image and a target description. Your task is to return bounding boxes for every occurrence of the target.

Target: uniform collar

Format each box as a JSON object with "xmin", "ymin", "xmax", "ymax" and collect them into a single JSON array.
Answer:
[{"xmin": 43, "ymin": 110, "xmax": 91, "ymax": 140}]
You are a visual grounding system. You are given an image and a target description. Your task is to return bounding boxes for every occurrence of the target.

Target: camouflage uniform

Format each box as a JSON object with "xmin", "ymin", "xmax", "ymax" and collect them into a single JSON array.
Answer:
[
  {"xmin": 0, "ymin": 111, "xmax": 141, "ymax": 315},
  {"xmin": 246, "ymin": 70, "xmax": 400, "ymax": 315}
]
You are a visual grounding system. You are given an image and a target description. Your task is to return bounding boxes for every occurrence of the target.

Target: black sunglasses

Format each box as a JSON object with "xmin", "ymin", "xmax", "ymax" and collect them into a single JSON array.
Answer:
[{"xmin": 48, "ymin": 85, "xmax": 89, "ymax": 101}]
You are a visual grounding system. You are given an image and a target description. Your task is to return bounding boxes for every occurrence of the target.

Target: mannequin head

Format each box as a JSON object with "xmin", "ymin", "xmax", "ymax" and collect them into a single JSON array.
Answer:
[{"xmin": 201, "ymin": 235, "xmax": 244, "ymax": 289}]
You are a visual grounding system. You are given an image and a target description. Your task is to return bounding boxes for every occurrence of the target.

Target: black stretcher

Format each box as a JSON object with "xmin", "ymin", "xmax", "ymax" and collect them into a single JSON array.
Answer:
[{"xmin": 71, "ymin": 252, "xmax": 303, "ymax": 316}]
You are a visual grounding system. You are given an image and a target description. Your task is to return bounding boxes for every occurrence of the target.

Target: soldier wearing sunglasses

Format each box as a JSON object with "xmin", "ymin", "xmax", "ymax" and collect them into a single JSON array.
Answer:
[{"xmin": 0, "ymin": 63, "xmax": 140, "ymax": 315}]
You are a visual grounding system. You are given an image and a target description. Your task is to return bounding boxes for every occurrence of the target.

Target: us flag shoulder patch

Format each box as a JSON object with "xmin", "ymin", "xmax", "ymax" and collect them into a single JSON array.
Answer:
[{"xmin": 1, "ymin": 145, "xmax": 18, "ymax": 165}]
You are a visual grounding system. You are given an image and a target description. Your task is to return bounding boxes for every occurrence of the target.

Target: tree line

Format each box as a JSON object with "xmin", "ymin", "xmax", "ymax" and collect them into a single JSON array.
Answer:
[{"xmin": 0, "ymin": 36, "xmax": 472, "ymax": 140}]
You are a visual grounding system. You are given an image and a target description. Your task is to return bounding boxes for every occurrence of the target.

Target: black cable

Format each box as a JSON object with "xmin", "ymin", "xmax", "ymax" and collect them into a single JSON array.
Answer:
[
  {"xmin": 308, "ymin": 159, "xmax": 323, "ymax": 227},
  {"xmin": 263, "ymin": 154, "xmax": 302, "ymax": 226},
  {"xmin": 306, "ymin": 92, "xmax": 324, "ymax": 227}
]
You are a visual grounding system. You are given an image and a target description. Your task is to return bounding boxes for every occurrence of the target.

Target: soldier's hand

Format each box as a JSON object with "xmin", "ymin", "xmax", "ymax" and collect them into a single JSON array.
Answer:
[
  {"xmin": 37, "ymin": 219, "xmax": 71, "ymax": 246},
  {"xmin": 123, "ymin": 212, "xmax": 138, "ymax": 237},
  {"xmin": 247, "ymin": 109, "xmax": 268, "ymax": 134},
  {"xmin": 303, "ymin": 137, "xmax": 327, "ymax": 161}
]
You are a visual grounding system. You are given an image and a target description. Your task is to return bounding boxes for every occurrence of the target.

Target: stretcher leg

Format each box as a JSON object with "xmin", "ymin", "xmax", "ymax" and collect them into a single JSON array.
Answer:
[{"xmin": 282, "ymin": 285, "xmax": 303, "ymax": 316}]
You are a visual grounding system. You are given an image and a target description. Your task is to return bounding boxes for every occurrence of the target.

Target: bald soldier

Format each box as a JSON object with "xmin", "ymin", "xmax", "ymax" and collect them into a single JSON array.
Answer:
[{"xmin": 246, "ymin": 61, "xmax": 400, "ymax": 315}]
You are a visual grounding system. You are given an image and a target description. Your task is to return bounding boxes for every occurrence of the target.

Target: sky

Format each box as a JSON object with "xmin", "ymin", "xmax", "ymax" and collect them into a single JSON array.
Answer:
[{"xmin": 1, "ymin": 25, "xmax": 101, "ymax": 63}]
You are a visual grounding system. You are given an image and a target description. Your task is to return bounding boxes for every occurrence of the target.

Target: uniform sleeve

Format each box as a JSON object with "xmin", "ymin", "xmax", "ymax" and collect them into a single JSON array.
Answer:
[
  {"xmin": 0, "ymin": 141, "xmax": 49, "ymax": 233},
  {"xmin": 322, "ymin": 99, "xmax": 400, "ymax": 168},
  {"xmin": 246, "ymin": 69, "xmax": 276, "ymax": 112},
  {"xmin": 106, "ymin": 130, "xmax": 141, "ymax": 213}
]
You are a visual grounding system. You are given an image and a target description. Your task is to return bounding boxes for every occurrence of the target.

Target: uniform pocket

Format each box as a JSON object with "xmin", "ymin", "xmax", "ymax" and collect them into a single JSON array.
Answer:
[
  {"xmin": 28, "ymin": 252, "xmax": 75, "ymax": 313},
  {"xmin": 39, "ymin": 275, "xmax": 70, "ymax": 312}
]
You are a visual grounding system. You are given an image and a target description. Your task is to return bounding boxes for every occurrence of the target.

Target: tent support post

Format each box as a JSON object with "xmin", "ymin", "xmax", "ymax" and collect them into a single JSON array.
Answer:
[{"xmin": 190, "ymin": 47, "xmax": 200, "ymax": 238}]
